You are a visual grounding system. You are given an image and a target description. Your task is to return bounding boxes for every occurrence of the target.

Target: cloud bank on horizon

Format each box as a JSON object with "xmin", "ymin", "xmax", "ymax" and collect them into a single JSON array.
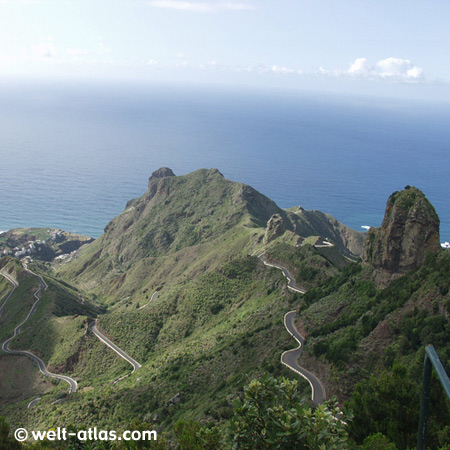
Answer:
[
  {"xmin": 0, "ymin": 0, "xmax": 448, "ymax": 99},
  {"xmin": 348, "ymin": 57, "xmax": 424, "ymax": 81}
]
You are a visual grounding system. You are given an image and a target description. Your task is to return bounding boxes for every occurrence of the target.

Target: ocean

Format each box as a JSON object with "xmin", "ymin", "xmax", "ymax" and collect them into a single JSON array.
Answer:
[{"xmin": 0, "ymin": 79, "xmax": 449, "ymax": 242}]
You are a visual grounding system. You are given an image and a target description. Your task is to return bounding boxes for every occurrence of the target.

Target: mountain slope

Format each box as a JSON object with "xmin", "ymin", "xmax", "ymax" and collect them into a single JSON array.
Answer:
[
  {"xmin": 1, "ymin": 168, "xmax": 366, "ymax": 432},
  {"xmin": 56, "ymin": 168, "xmax": 364, "ymax": 302}
]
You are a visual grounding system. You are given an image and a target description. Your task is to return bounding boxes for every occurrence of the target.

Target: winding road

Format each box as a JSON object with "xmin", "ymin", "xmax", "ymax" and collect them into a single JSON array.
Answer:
[
  {"xmin": 281, "ymin": 311, "xmax": 326, "ymax": 405},
  {"xmin": 0, "ymin": 268, "xmax": 78, "ymax": 394},
  {"xmin": 1, "ymin": 264, "xmax": 141, "ymax": 398},
  {"xmin": 259, "ymin": 254, "xmax": 326, "ymax": 405},
  {"xmin": 139, "ymin": 290, "xmax": 159, "ymax": 309},
  {"xmin": 0, "ymin": 270, "xmax": 18, "ymax": 317},
  {"xmin": 89, "ymin": 320, "xmax": 142, "ymax": 373},
  {"xmin": 27, "ymin": 397, "xmax": 42, "ymax": 409},
  {"xmin": 1, "ymin": 248, "xmax": 323, "ymax": 406},
  {"xmin": 258, "ymin": 256, "xmax": 306, "ymax": 294}
]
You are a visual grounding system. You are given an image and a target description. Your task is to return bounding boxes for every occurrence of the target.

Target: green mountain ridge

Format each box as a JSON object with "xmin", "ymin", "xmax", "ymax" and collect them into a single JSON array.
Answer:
[
  {"xmin": 57, "ymin": 168, "xmax": 363, "ymax": 302},
  {"xmin": 0, "ymin": 170, "xmax": 449, "ymax": 449}
]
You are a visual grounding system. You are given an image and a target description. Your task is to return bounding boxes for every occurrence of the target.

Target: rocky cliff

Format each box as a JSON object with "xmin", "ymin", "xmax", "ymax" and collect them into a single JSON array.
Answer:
[
  {"xmin": 59, "ymin": 168, "xmax": 366, "ymax": 296},
  {"xmin": 363, "ymin": 186, "xmax": 440, "ymax": 276},
  {"xmin": 264, "ymin": 214, "xmax": 286, "ymax": 244}
]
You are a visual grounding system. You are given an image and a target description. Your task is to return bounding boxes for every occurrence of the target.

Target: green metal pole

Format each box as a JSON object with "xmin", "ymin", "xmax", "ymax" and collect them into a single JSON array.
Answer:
[
  {"xmin": 417, "ymin": 345, "xmax": 450, "ymax": 450},
  {"xmin": 426, "ymin": 345, "xmax": 450, "ymax": 399},
  {"xmin": 417, "ymin": 352, "xmax": 432, "ymax": 450}
]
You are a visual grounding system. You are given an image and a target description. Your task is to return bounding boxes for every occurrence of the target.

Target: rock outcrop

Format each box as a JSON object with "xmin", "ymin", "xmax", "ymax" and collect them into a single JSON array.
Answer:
[
  {"xmin": 363, "ymin": 186, "xmax": 440, "ymax": 276},
  {"xmin": 149, "ymin": 167, "xmax": 175, "ymax": 180},
  {"xmin": 147, "ymin": 167, "xmax": 176, "ymax": 199},
  {"xmin": 264, "ymin": 214, "xmax": 286, "ymax": 244}
]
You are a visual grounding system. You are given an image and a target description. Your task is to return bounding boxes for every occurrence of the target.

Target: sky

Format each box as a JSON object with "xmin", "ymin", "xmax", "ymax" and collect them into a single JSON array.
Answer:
[{"xmin": 0, "ymin": 0, "xmax": 450, "ymax": 100}]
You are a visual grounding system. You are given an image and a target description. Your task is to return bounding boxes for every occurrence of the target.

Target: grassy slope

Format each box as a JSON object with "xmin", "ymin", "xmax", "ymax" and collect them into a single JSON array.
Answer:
[
  {"xmin": 0, "ymin": 357, "xmax": 54, "ymax": 409},
  {"xmin": 0, "ymin": 258, "xmax": 117, "ymax": 417},
  {"xmin": 264, "ymin": 242, "xmax": 347, "ymax": 291},
  {"xmin": 1, "ymin": 169, "xmax": 368, "ymax": 433},
  {"xmin": 300, "ymin": 250, "xmax": 450, "ymax": 399},
  {"xmin": 5, "ymin": 256, "xmax": 312, "ymax": 433},
  {"xmin": 57, "ymin": 169, "xmax": 364, "ymax": 301}
]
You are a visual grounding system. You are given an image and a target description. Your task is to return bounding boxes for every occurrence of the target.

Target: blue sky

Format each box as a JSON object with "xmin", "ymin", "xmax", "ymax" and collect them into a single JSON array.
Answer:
[{"xmin": 1, "ymin": 0, "xmax": 449, "ymax": 99}]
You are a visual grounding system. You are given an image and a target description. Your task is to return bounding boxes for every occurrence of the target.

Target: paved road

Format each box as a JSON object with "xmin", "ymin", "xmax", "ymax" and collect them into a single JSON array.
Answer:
[
  {"xmin": 89, "ymin": 320, "xmax": 142, "ymax": 372},
  {"xmin": 259, "ymin": 254, "xmax": 326, "ymax": 405},
  {"xmin": 315, "ymin": 242, "xmax": 334, "ymax": 248},
  {"xmin": 139, "ymin": 290, "xmax": 159, "ymax": 309},
  {"xmin": 258, "ymin": 255, "xmax": 306, "ymax": 294},
  {"xmin": 0, "ymin": 270, "xmax": 18, "ymax": 317},
  {"xmin": 27, "ymin": 397, "xmax": 42, "ymax": 409},
  {"xmin": 281, "ymin": 311, "xmax": 326, "ymax": 405},
  {"xmin": 0, "ymin": 270, "xmax": 78, "ymax": 394}
]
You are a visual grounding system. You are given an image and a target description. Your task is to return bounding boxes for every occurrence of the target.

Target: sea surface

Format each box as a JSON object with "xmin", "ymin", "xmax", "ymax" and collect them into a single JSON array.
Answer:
[{"xmin": 0, "ymin": 79, "xmax": 449, "ymax": 242}]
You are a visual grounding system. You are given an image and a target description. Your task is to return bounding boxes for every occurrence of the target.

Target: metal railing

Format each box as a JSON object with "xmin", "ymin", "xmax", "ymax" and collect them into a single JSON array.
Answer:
[{"xmin": 417, "ymin": 345, "xmax": 450, "ymax": 450}]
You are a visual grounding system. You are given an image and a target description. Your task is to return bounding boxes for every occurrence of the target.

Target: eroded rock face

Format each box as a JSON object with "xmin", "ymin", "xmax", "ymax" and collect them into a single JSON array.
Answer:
[
  {"xmin": 363, "ymin": 186, "xmax": 440, "ymax": 274},
  {"xmin": 264, "ymin": 214, "xmax": 286, "ymax": 244},
  {"xmin": 147, "ymin": 167, "xmax": 176, "ymax": 198},
  {"xmin": 149, "ymin": 167, "xmax": 175, "ymax": 180}
]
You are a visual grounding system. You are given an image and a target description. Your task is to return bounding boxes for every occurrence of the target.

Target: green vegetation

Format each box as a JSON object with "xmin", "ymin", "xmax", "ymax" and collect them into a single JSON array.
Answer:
[
  {"xmin": 0, "ymin": 417, "xmax": 20, "ymax": 450},
  {"xmin": 265, "ymin": 242, "xmax": 345, "ymax": 290},
  {"xmin": 2, "ymin": 171, "xmax": 449, "ymax": 449},
  {"xmin": 295, "ymin": 251, "xmax": 450, "ymax": 448},
  {"xmin": 231, "ymin": 374, "xmax": 349, "ymax": 449},
  {"xmin": 388, "ymin": 186, "xmax": 439, "ymax": 222},
  {"xmin": 0, "ymin": 375, "xmax": 351, "ymax": 449},
  {"xmin": 304, "ymin": 250, "xmax": 450, "ymax": 370},
  {"xmin": 347, "ymin": 363, "xmax": 450, "ymax": 449},
  {"xmin": 10, "ymin": 255, "xmax": 303, "ymax": 432}
]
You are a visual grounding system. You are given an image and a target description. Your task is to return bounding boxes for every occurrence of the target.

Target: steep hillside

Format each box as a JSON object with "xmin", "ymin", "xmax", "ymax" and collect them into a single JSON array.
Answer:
[
  {"xmin": 56, "ymin": 168, "xmax": 363, "ymax": 303},
  {"xmin": 363, "ymin": 186, "xmax": 441, "ymax": 286},
  {"xmin": 1, "ymin": 168, "xmax": 365, "ymax": 436},
  {"xmin": 287, "ymin": 207, "xmax": 366, "ymax": 258},
  {"xmin": 290, "ymin": 187, "xmax": 450, "ymax": 449},
  {"xmin": 0, "ymin": 257, "xmax": 106, "ymax": 413}
]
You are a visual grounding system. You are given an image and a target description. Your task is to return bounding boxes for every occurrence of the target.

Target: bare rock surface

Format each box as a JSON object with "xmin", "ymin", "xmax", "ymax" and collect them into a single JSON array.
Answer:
[
  {"xmin": 264, "ymin": 214, "xmax": 286, "ymax": 244},
  {"xmin": 363, "ymin": 186, "xmax": 440, "ymax": 277}
]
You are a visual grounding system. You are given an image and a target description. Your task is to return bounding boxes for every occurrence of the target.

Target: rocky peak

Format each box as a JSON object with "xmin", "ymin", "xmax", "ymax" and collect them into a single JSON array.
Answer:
[
  {"xmin": 208, "ymin": 168, "xmax": 224, "ymax": 177},
  {"xmin": 264, "ymin": 214, "xmax": 286, "ymax": 244},
  {"xmin": 147, "ymin": 167, "xmax": 176, "ymax": 198},
  {"xmin": 363, "ymin": 186, "xmax": 440, "ymax": 275},
  {"xmin": 149, "ymin": 167, "xmax": 175, "ymax": 180}
]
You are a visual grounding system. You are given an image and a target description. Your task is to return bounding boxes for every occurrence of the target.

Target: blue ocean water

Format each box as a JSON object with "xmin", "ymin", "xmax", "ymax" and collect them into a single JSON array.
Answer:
[{"xmin": 0, "ymin": 79, "xmax": 449, "ymax": 242}]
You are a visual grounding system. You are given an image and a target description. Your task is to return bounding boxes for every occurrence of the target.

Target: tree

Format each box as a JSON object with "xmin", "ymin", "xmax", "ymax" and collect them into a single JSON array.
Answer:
[
  {"xmin": 346, "ymin": 364, "xmax": 419, "ymax": 449},
  {"xmin": 174, "ymin": 420, "xmax": 221, "ymax": 450},
  {"xmin": 359, "ymin": 433, "xmax": 398, "ymax": 450},
  {"xmin": 0, "ymin": 417, "xmax": 21, "ymax": 450},
  {"xmin": 231, "ymin": 374, "xmax": 350, "ymax": 450}
]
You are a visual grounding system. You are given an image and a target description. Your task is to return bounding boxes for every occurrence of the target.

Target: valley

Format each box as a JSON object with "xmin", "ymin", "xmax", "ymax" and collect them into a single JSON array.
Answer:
[{"xmin": 0, "ymin": 169, "xmax": 449, "ymax": 449}]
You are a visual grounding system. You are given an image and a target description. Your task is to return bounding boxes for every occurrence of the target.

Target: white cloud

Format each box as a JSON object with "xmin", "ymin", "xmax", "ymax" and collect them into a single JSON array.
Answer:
[
  {"xmin": 405, "ymin": 66, "xmax": 424, "ymax": 79},
  {"xmin": 237, "ymin": 64, "xmax": 298, "ymax": 75},
  {"xmin": 147, "ymin": 0, "xmax": 255, "ymax": 12},
  {"xmin": 347, "ymin": 56, "xmax": 424, "ymax": 81},
  {"xmin": 271, "ymin": 65, "xmax": 294, "ymax": 74},
  {"xmin": 376, "ymin": 57, "xmax": 423, "ymax": 79},
  {"xmin": 348, "ymin": 57, "xmax": 373, "ymax": 76}
]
